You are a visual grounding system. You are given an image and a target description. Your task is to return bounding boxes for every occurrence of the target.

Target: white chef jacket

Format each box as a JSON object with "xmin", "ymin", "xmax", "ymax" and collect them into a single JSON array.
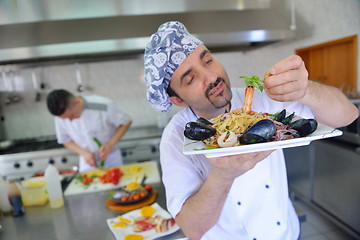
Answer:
[
  {"xmin": 55, "ymin": 95, "xmax": 132, "ymax": 172},
  {"xmin": 160, "ymin": 88, "xmax": 314, "ymax": 240}
]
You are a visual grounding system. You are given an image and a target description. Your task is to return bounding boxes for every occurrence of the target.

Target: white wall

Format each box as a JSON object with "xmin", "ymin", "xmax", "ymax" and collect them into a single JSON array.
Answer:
[{"xmin": 1, "ymin": 0, "xmax": 359, "ymax": 140}]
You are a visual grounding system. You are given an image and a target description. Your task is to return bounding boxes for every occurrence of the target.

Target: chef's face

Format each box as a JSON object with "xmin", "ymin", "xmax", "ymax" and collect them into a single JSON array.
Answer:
[
  {"xmin": 169, "ymin": 45, "xmax": 232, "ymax": 117},
  {"xmin": 58, "ymin": 98, "xmax": 82, "ymax": 120}
]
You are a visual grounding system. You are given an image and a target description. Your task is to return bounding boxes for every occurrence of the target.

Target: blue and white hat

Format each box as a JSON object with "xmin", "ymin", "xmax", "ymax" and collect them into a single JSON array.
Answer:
[{"xmin": 144, "ymin": 21, "xmax": 203, "ymax": 113}]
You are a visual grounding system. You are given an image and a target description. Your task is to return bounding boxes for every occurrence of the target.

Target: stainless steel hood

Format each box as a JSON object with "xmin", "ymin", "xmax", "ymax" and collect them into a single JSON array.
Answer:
[{"xmin": 0, "ymin": 0, "xmax": 295, "ymax": 64}]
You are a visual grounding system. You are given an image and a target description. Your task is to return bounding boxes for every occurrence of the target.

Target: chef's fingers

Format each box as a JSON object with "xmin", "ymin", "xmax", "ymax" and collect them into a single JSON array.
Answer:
[{"xmin": 267, "ymin": 55, "xmax": 305, "ymax": 76}]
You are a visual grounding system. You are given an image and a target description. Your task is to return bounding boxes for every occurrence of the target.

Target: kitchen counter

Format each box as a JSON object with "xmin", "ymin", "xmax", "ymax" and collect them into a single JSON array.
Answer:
[{"xmin": 0, "ymin": 182, "xmax": 186, "ymax": 240}]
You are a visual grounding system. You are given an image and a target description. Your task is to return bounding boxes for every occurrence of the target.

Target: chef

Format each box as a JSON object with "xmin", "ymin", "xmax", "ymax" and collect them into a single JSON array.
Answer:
[
  {"xmin": 143, "ymin": 21, "xmax": 358, "ymax": 240},
  {"xmin": 47, "ymin": 89, "xmax": 132, "ymax": 172}
]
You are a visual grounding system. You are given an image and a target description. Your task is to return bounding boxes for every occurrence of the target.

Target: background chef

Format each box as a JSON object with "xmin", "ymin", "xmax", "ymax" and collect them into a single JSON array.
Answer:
[{"xmin": 47, "ymin": 89, "xmax": 132, "ymax": 172}]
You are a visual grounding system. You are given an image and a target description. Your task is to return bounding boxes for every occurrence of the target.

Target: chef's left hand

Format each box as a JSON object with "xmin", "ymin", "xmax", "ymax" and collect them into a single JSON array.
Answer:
[
  {"xmin": 99, "ymin": 142, "xmax": 113, "ymax": 160},
  {"xmin": 263, "ymin": 55, "xmax": 309, "ymax": 102}
]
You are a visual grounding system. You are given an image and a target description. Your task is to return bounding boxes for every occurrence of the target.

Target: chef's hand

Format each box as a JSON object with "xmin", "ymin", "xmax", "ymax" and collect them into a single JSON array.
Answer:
[
  {"xmin": 99, "ymin": 142, "xmax": 113, "ymax": 160},
  {"xmin": 206, "ymin": 150, "xmax": 274, "ymax": 181},
  {"xmin": 82, "ymin": 151, "xmax": 97, "ymax": 167},
  {"xmin": 263, "ymin": 55, "xmax": 309, "ymax": 102}
]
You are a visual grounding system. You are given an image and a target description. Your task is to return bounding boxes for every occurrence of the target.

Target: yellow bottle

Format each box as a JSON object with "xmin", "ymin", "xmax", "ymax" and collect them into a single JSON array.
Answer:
[{"xmin": 44, "ymin": 164, "xmax": 64, "ymax": 208}]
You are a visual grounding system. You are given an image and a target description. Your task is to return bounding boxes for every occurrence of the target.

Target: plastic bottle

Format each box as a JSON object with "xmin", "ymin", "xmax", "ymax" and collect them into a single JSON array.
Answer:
[
  {"xmin": 44, "ymin": 164, "xmax": 64, "ymax": 208},
  {"xmin": 0, "ymin": 179, "xmax": 12, "ymax": 215},
  {"xmin": 8, "ymin": 180, "xmax": 25, "ymax": 217}
]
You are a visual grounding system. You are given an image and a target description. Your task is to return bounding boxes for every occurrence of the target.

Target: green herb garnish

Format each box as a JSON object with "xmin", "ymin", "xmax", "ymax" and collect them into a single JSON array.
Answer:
[{"xmin": 239, "ymin": 75, "xmax": 264, "ymax": 92}]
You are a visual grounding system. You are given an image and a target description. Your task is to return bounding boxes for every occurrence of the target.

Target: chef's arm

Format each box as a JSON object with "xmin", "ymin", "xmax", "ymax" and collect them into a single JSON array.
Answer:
[
  {"xmin": 99, "ymin": 121, "xmax": 132, "ymax": 159},
  {"xmin": 107, "ymin": 121, "xmax": 132, "ymax": 147},
  {"xmin": 299, "ymin": 80, "xmax": 359, "ymax": 128},
  {"xmin": 63, "ymin": 141, "xmax": 97, "ymax": 167},
  {"xmin": 175, "ymin": 169, "xmax": 232, "ymax": 240},
  {"xmin": 175, "ymin": 150, "xmax": 273, "ymax": 240}
]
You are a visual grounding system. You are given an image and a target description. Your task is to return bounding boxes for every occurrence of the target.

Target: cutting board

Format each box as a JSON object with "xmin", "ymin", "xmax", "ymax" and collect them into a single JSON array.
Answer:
[{"xmin": 64, "ymin": 161, "xmax": 161, "ymax": 196}]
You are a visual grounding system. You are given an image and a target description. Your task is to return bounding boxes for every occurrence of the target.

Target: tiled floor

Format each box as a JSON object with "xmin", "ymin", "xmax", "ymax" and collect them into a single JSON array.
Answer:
[{"xmin": 293, "ymin": 200, "xmax": 358, "ymax": 240}]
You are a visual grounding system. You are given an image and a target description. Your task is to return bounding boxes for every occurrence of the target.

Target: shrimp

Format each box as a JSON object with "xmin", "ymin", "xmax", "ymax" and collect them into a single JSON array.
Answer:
[
  {"xmin": 243, "ymin": 85, "xmax": 254, "ymax": 114},
  {"xmin": 239, "ymin": 75, "xmax": 264, "ymax": 114}
]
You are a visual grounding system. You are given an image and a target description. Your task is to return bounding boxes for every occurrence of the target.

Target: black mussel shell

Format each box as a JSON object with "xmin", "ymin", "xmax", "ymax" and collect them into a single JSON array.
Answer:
[
  {"xmin": 196, "ymin": 117, "xmax": 213, "ymax": 126},
  {"xmin": 289, "ymin": 118, "xmax": 318, "ymax": 137},
  {"xmin": 274, "ymin": 109, "xmax": 295, "ymax": 125},
  {"xmin": 239, "ymin": 133, "xmax": 267, "ymax": 144},
  {"xmin": 184, "ymin": 122, "xmax": 216, "ymax": 141},
  {"xmin": 239, "ymin": 119, "xmax": 276, "ymax": 145},
  {"xmin": 274, "ymin": 109, "xmax": 286, "ymax": 122},
  {"xmin": 282, "ymin": 112, "xmax": 295, "ymax": 125},
  {"xmin": 284, "ymin": 132, "xmax": 301, "ymax": 138}
]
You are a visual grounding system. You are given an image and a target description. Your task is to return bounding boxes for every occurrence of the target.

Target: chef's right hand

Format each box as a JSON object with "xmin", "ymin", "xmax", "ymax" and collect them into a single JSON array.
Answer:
[
  {"xmin": 82, "ymin": 151, "xmax": 97, "ymax": 167},
  {"xmin": 206, "ymin": 150, "xmax": 274, "ymax": 181}
]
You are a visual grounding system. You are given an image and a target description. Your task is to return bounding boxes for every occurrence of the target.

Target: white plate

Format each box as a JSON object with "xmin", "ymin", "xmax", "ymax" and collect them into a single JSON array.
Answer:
[
  {"xmin": 106, "ymin": 203, "xmax": 180, "ymax": 240},
  {"xmin": 183, "ymin": 123, "xmax": 343, "ymax": 158}
]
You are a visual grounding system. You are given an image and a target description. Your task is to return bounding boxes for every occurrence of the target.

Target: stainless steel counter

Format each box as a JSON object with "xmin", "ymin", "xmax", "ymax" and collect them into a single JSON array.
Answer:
[{"xmin": 0, "ymin": 182, "xmax": 186, "ymax": 240}]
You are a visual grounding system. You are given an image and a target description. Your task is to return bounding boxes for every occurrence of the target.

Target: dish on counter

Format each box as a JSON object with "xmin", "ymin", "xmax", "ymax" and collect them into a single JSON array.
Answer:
[
  {"xmin": 107, "ymin": 203, "xmax": 179, "ymax": 240},
  {"xmin": 111, "ymin": 183, "xmax": 153, "ymax": 205}
]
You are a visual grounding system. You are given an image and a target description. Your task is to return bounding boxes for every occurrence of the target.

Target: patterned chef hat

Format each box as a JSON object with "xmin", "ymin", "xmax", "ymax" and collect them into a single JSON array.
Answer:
[{"xmin": 144, "ymin": 21, "xmax": 203, "ymax": 112}]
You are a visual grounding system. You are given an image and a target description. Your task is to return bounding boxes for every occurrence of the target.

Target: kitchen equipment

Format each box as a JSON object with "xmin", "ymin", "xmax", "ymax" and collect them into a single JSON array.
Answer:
[
  {"xmin": 0, "ymin": 140, "xmax": 14, "ymax": 150},
  {"xmin": 0, "ymin": 0, "xmax": 296, "ymax": 63},
  {"xmin": 0, "ymin": 136, "xmax": 79, "ymax": 181},
  {"xmin": 31, "ymin": 70, "xmax": 41, "ymax": 102},
  {"xmin": 18, "ymin": 178, "xmax": 48, "ymax": 207},
  {"xmin": 105, "ymin": 189, "xmax": 158, "ymax": 213},
  {"xmin": 75, "ymin": 63, "xmax": 85, "ymax": 92},
  {"xmin": 44, "ymin": 164, "xmax": 64, "ymax": 208},
  {"xmin": 8, "ymin": 181, "xmax": 24, "ymax": 217},
  {"xmin": 0, "ymin": 180, "xmax": 12, "ymax": 214}
]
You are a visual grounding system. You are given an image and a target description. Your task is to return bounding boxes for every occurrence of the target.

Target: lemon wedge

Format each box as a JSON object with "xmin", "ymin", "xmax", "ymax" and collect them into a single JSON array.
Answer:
[
  {"xmin": 126, "ymin": 182, "xmax": 140, "ymax": 190},
  {"xmin": 112, "ymin": 223, "xmax": 127, "ymax": 228},
  {"xmin": 117, "ymin": 216, "xmax": 132, "ymax": 224},
  {"xmin": 140, "ymin": 206, "xmax": 155, "ymax": 217},
  {"xmin": 124, "ymin": 234, "xmax": 143, "ymax": 240}
]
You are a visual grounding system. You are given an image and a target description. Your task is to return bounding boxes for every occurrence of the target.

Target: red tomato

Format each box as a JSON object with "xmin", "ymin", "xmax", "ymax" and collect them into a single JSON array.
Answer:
[
  {"xmin": 144, "ymin": 185, "xmax": 152, "ymax": 191},
  {"xmin": 139, "ymin": 191, "xmax": 146, "ymax": 198},
  {"xmin": 120, "ymin": 196, "xmax": 129, "ymax": 202}
]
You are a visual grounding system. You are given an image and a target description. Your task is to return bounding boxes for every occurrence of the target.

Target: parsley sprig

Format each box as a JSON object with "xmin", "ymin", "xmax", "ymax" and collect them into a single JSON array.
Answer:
[{"xmin": 239, "ymin": 75, "xmax": 264, "ymax": 92}]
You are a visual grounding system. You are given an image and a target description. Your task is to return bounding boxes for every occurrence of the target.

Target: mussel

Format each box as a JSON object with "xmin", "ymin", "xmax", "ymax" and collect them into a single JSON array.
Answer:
[
  {"xmin": 240, "ymin": 119, "xmax": 276, "ymax": 144},
  {"xmin": 274, "ymin": 109, "xmax": 295, "ymax": 125},
  {"xmin": 184, "ymin": 122, "xmax": 216, "ymax": 141},
  {"xmin": 289, "ymin": 118, "xmax": 318, "ymax": 137},
  {"xmin": 196, "ymin": 117, "xmax": 213, "ymax": 126}
]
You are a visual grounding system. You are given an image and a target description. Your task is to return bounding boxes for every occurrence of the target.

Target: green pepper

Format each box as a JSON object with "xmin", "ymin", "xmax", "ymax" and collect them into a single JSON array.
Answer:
[{"xmin": 93, "ymin": 137, "xmax": 105, "ymax": 167}]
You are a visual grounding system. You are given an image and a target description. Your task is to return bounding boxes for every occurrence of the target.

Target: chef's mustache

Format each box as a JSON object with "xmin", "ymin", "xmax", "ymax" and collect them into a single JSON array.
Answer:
[{"xmin": 205, "ymin": 78, "xmax": 225, "ymax": 97}]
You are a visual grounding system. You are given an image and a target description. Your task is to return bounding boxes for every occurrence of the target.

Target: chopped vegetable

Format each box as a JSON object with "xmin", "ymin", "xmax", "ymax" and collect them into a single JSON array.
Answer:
[
  {"xmin": 93, "ymin": 137, "xmax": 105, "ymax": 167},
  {"xmin": 98, "ymin": 168, "xmax": 123, "ymax": 185}
]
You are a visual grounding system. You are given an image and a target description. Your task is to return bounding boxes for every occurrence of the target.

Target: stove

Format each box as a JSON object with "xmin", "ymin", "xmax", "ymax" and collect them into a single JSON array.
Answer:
[{"xmin": 0, "ymin": 137, "xmax": 79, "ymax": 180}]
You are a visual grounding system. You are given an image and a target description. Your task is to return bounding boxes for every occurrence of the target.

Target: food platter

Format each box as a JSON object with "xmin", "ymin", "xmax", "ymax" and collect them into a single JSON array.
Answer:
[
  {"xmin": 111, "ymin": 185, "xmax": 152, "ymax": 205},
  {"xmin": 183, "ymin": 123, "xmax": 342, "ymax": 158},
  {"xmin": 106, "ymin": 203, "xmax": 179, "ymax": 240}
]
